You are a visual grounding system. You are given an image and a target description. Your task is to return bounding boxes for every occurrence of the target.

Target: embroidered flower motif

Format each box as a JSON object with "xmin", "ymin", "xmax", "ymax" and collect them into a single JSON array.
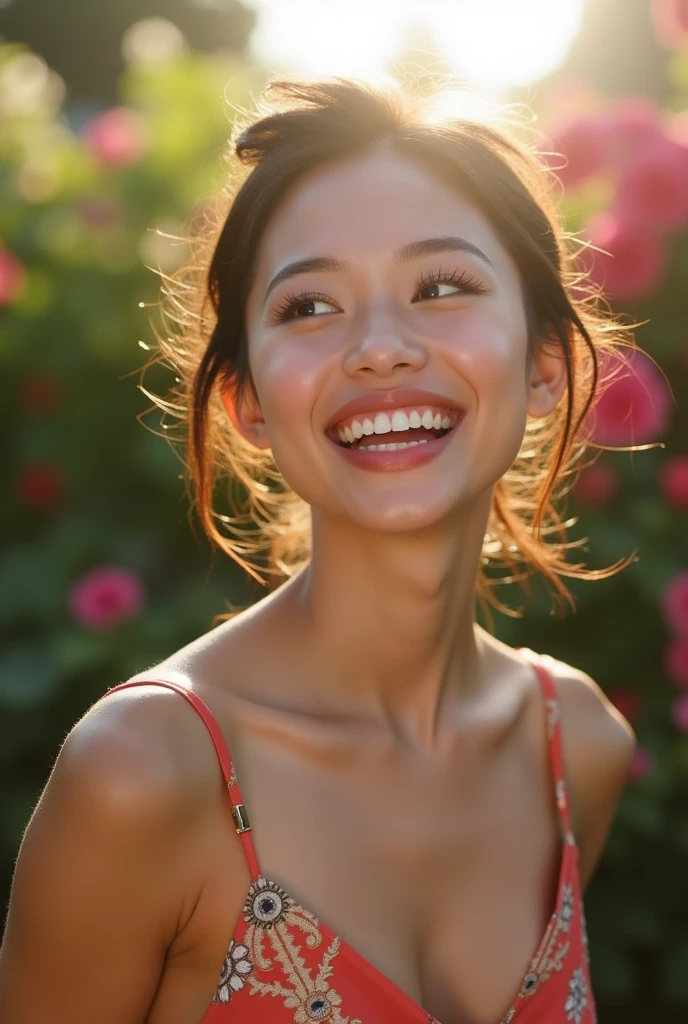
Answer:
[
  {"xmin": 521, "ymin": 971, "xmax": 541, "ymax": 997},
  {"xmin": 560, "ymin": 883, "xmax": 575, "ymax": 933},
  {"xmin": 500, "ymin": 1010, "xmax": 516, "ymax": 1024},
  {"xmin": 564, "ymin": 966, "xmax": 589, "ymax": 1022},
  {"xmin": 213, "ymin": 938, "xmax": 253, "ymax": 1003},
  {"xmin": 244, "ymin": 876, "xmax": 292, "ymax": 928},
  {"xmin": 303, "ymin": 993, "xmax": 333, "ymax": 1019}
]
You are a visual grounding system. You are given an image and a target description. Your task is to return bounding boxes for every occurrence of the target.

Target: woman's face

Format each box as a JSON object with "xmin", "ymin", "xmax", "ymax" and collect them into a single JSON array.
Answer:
[{"xmin": 234, "ymin": 150, "xmax": 562, "ymax": 533}]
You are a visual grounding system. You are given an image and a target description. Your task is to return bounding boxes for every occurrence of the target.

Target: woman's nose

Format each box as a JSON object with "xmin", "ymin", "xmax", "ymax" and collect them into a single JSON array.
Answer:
[{"xmin": 342, "ymin": 327, "xmax": 428, "ymax": 377}]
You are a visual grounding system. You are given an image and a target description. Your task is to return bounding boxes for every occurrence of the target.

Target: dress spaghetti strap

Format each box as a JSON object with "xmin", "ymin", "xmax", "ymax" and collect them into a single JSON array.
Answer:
[
  {"xmin": 518, "ymin": 650, "xmax": 575, "ymax": 845},
  {"xmin": 104, "ymin": 679, "xmax": 262, "ymax": 879}
]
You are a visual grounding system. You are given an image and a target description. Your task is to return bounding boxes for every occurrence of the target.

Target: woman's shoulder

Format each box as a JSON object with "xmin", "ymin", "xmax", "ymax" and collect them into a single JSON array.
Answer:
[
  {"xmin": 63, "ymin": 668, "xmax": 234, "ymax": 829},
  {"xmin": 535, "ymin": 653, "xmax": 637, "ymax": 888}
]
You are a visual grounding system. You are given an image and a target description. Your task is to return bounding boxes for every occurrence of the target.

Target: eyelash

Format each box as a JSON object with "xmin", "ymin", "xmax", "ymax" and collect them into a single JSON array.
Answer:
[{"xmin": 269, "ymin": 267, "xmax": 488, "ymax": 324}]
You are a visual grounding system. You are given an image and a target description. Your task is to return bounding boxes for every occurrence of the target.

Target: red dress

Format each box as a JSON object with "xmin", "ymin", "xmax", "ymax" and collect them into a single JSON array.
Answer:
[{"xmin": 105, "ymin": 650, "xmax": 596, "ymax": 1024}]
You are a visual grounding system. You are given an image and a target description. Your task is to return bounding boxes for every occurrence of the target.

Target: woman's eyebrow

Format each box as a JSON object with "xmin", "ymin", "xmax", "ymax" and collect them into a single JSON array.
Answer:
[{"xmin": 262, "ymin": 235, "xmax": 495, "ymax": 306}]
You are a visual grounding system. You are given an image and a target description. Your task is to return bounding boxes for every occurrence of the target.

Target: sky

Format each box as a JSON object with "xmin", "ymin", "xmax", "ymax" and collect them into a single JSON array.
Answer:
[{"xmin": 244, "ymin": 0, "xmax": 586, "ymax": 96}]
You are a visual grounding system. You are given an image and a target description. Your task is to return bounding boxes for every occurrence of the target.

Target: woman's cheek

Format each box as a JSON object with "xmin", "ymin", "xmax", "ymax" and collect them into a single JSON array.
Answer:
[{"xmin": 250, "ymin": 335, "xmax": 332, "ymax": 491}]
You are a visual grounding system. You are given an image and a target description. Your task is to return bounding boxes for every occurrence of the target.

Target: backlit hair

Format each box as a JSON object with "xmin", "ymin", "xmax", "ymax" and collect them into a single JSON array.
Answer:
[{"xmin": 144, "ymin": 74, "xmax": 635, "ymax": 619}]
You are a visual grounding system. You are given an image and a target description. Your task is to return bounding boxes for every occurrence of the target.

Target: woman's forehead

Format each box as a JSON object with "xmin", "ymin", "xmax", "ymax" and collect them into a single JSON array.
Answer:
[{"xmin": 251, "ymin": 151, "xmax": 507, "ymax": 286}]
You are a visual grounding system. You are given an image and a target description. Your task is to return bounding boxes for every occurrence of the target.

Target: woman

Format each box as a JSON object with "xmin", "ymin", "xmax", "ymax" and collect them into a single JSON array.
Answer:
[{"xmin": 0, "ymin": 76, "xmax": 636, "ymax": 1024}]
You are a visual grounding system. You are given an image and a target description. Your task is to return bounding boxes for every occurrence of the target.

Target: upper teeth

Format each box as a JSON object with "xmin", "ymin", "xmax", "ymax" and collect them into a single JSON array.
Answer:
[{"xmin": 337, "ymin": 408, "xmax": 454, "ymax": 445}]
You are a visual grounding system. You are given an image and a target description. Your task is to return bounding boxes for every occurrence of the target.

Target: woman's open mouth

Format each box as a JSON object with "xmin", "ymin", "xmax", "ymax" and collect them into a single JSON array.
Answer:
[{"xmin": 325, "ymin": 404, "xmax": 464, "ymax": 472}]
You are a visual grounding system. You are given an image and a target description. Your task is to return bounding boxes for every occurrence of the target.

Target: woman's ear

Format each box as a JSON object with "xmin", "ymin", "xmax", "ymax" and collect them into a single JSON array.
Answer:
[
  {"xmin": 527, "ymin": 337, "xmax": 569, "ymax": 419},
  {"xmin": 219, "ymin": 379, "xmax": 272, "ymax": 450}
]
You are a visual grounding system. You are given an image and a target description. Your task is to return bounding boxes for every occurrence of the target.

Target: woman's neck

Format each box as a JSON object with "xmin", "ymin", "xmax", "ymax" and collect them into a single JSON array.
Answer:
[{"xmin": 284, "ymin": 493, "xmax": 493, "ymax": 747}]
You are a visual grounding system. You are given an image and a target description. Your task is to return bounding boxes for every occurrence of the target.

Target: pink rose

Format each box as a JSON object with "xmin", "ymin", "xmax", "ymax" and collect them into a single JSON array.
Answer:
[
  {"xmin": 665, "ymin": 637, "xmax": 688, "ymax": 686},
  {"xmin": 662, "ymin": 570, "xmax": 688, "ymax": 636},
  {"xmin": 573, "ymin": 463, "xmax": 619, "ymax": 505},
  {"xmin": 659, "ymin": 456, "xmax": 688, "ymax": 507},
  {"xmin": 68, "ymin": 565, "xmax": 145, "ymax": 631},
  {"xmin": 83, "ymin": 107, "xmax": 148, "ymax": 168},
  {"xmin": 604, "ymin": 98, "xmax": 667, "ymax": 167},
  {"xmin": 607, "ymin": 688, "xmax": 642, "ymax": 722},
  {"xmin": 17, "ymin": 463, "xmax": 63, "ymax": 509},
  {"xmin": 0, "ymin": 246, "xmax": 26, "ymax": 306},
  {"xmin": 616, "ymin": 139, "xmax": 688, "ymax": 232},
  {"xmin": 629, "ymin": 747, "xmax": 654, "ymax": 780},
  {"xmin": 652, "ymin": 0, "xmax": 688, "ymax": 49},
  {"xmin": 585, "ymin": 350, "xmax": 673, "ymax": 447},
  {"xmin": 585, "ymin": 213, "xmax": 666, "ymax": 300},
  {"xmin": 671, "ymin": 693, "xmax": 688, "ymax": 732},
  {"xmin": 546, "ymin": 118, "xmax": 610, "ymax": 188}
]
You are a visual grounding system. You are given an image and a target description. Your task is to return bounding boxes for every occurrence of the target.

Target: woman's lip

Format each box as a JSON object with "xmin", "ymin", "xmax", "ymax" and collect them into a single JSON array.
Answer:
[
  {"xmin": 324, "ymin": 388, "xmax": 463, "ymax": 433},
  {"xmin": 326, "ymin": 415, "xmax": 463, "ymax": 472}
]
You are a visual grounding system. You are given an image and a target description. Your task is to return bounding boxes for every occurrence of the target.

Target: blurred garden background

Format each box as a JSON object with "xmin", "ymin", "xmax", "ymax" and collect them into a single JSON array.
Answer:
[{"xmin": 1, "ymin": 0, "xmax": 687, "ymax": 1019}]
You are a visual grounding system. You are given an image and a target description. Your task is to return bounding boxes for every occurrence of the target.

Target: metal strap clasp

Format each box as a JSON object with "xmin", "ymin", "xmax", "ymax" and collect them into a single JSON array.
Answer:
[{"xmin": 231, "ymin": 803, "xmax": 252, "ymax": 833}]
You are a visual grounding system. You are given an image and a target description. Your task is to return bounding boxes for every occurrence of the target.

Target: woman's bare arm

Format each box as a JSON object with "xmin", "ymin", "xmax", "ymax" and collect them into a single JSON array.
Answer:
[{"xmin": 0, "ymin": 688, "xmax": 216, "ymax": 1024}]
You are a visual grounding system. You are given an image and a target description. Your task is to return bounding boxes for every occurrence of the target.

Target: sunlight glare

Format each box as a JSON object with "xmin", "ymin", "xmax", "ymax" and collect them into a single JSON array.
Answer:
[{"xmin": 247, "ymin": 0, "xmax": 585, "ymax": 95}]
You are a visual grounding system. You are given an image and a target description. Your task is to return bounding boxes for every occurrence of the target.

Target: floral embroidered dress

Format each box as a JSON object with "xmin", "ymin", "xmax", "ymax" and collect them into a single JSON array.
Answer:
[{"xmin": 106, "ymin": 650, "xmax": 596, "ymax": 1024}]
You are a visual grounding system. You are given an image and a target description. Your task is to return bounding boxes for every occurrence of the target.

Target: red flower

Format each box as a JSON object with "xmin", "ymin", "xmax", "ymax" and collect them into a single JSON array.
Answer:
[
  {"xmin": 17, "ymin": 463, "xmax": 63, "ymax": 509},
  {"xmin": 659, "ymin": 455, "xmax": 688, "ymax": 507},
  {"xmin": 652, "ymin": 0, "xmax": 688, "ymax": 49},
  {"xmin": 616, "ymin": 139, "xmax": 688, "ymax": 232},
  {"xmin": 664, "ymin": 637, "xmax": 688, "ymax": 686},
  {"xmin": 662, "ymin": 570, "xmax": 688, "ymax": 636},
  {"xmin": 607, "ymin": 689, "xmax": 642, "ymax": 722},
  {"xmin": 573, "ymin": 463, "xmax": 619, "ymax": 506},
  {"xmin": 671, "ymin": 694, "xmax": 688, "ymax": 733},
  {"xmin": 585, "ymin": 212, "xmax": 666, "ymax": 300},
  {"xmin": 0, "ymin": 246, "xmax": 26, "ymax": 307},
  {"xmin": 21, "ymin": 375, "xmax": 61, "ymax": 414},
  {"xmin": 629, "ymin": 747, "xmax": 654, "ymax": 780},
  {"xmin": 585, "ymin": 350, "xmax": 672, "ymax": 447},
  {"xmin": 546, "ymin": 118, "xmax": 610, "ymax": 188},
  {"xmin": 83, "ymin": 107, "xmax": 148, "ymax": 168},
  {"xmin": 68, "ymin": 565, "xmax": 145, "ymax": 631},
  {"xmin": 604, "ymin": 98, "xmax": 667, "ymax": 168}
]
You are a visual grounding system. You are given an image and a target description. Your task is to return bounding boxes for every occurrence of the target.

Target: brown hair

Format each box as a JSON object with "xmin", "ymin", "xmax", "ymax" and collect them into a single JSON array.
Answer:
[{"xmin": 144, "ymin": 73, "xmax": 635, "ymax": 619}]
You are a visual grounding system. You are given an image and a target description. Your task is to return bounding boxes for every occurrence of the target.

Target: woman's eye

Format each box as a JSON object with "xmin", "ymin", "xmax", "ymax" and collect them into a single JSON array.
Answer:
[
  {"xmin": 271, "ymin": 292, "xmax": 339, "ymax": 323},
  {"xmin": 292, "ymin": 298, "xmax": 337, "ymax": 318},
  {"xmin": 418, "ymin": 281, "xmax": 460, "ymax": 301}
]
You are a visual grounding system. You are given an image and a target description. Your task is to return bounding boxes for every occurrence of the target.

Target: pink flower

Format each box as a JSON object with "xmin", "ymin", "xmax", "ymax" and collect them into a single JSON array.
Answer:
[
  {"xmin": 604, "ymin": 99, "xmax": 667, "ymax": 167},
  {"xmin": 671, "ymin": 693, "xmax": 688, "ymax": 732},
  {"xmin": 607, "ymin": 688, "xmax": 642, "ymax": 722},
  {"xmin": 585, "ymin": 350, "xmax": 673, "ymax": 447},
  {"xmin": 662, "ymin": 570, "xmax": 688, "ymax": 636},
  {"xmin": 665, "ymin": 637, "xmax": 688, "ymax": 686},
  {"xmin": 17, "ymin": 463, "xmax": 63, "ymax": 509},
  {"xmin": 83, "ymin": 107, "xmax": 148, "ymax": 168},
  {"xmin": 585, "ymin": 213, "xmax": 666, "ymax": 300},
  {"xmin": 546, "ymin": 118, "xmax": 610, "ymax": 188},
  {"xmin": 652, "ymin": 0, "xmax": 688, "ymax": 49},
  {"xmin": 68, "ymin": 565, "xmax": 145, "ymax": 631},
  {"xmin": 0, "ymin": 246, "xmax": 26, "ymax": 306},
  {"xmin": 629, "ymin": 747, "xmax": 654, "ymax": 780},
  {"xmin": 616, "ymin": 139, "xmax": 688, "ymax": 232},
  {"xmin": 659, "ymin": 455, "xmax": 688, "ymax": 507},
  {"xmin": 573, "ymin": 463, "xmax": 619, "ymax": 505}
]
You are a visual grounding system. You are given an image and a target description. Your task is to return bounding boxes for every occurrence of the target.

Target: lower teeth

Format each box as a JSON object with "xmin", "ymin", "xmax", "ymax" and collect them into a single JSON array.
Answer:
[{"xmin": 357, "ymin": 439, "xmax": 430, "ymax": 452}]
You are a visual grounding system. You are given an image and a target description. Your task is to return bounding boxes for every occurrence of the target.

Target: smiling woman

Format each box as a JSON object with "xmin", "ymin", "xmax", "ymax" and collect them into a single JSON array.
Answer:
[{"xmin": 0, "ymin": 75, "xmax": 637, "ymax": 1024}]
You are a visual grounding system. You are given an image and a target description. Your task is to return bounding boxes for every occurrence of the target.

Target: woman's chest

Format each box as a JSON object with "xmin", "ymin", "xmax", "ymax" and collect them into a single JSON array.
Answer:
[{"xmin": 151, "ymin": 720, "xmax": 566, "ymax": 1024}]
